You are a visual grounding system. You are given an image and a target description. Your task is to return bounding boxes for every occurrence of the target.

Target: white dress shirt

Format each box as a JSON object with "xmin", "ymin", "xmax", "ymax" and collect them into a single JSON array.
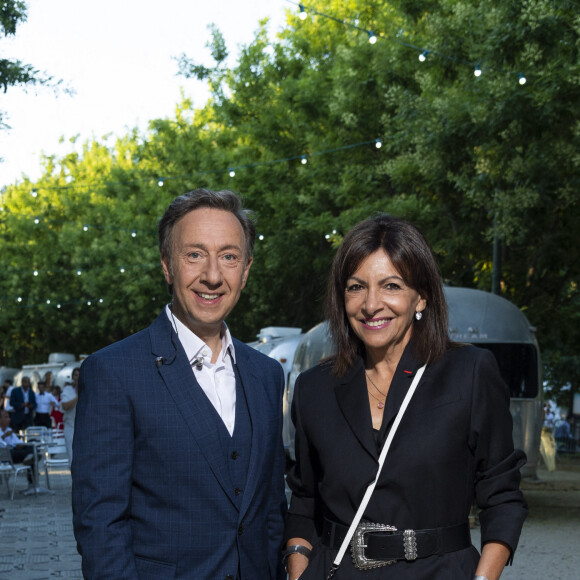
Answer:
[
  {"xmin": 36, "ymin": 391, "xmax": 58, "ymax": 414},
  {"xmin": 165, "ymin": 305, "xmax": 237, "ymax": 436},
  {"xmin": 0, "ymin": 425, "xmax": 23, "ymax": 448}
]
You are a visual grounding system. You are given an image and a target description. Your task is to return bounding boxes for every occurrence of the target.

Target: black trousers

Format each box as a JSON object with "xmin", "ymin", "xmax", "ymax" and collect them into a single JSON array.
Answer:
[{"xmin": 34, "ymin": 413, "xmax": 52, "ymax": 428}]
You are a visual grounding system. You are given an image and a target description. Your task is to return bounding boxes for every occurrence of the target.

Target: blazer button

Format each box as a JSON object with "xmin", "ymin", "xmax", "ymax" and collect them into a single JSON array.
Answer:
[
  {"xmin": 234, "ymin": 487, "xmax": 242, "ymax": 496},
  {"xmin": 231, "ymin": 451, "xmax": 239, "ymax": 460},
  {"xmin": 225, "ymin": 575, "xmax": 234, "ymax": 580},
  {"xmin": 238, "ymin": 523, "xmax": 244, "ymax": 536}
]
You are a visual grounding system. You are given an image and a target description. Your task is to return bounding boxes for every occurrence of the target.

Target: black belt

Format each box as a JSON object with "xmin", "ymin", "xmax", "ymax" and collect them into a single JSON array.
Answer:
[{"xmin": 322, "ymin": 518, "xmax": 471, "ymax": 562}]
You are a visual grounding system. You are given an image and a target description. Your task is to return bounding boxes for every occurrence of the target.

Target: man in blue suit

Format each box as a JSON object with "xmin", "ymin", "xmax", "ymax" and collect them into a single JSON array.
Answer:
[
  {"xmin": 72, "ymin": 189, "xmax": 287, "ymax": 579},
  {"xmin": 9, "ymin": 376, "xmax": 37, "ymax": 431}
]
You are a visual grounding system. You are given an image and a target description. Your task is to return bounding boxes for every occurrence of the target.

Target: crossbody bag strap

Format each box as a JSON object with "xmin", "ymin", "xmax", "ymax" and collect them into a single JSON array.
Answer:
[{"xmin": 329, "ymin": 364, "xmax": 427, "ymax": 573}]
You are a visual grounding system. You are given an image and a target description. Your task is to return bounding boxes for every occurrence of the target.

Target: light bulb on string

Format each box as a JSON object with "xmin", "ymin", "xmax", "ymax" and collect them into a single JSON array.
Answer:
[
  {"xmin": 33, "ymin": 270, "xmax": 38, "ymax": 276},
  {"xmin": 368, "ymin": 31, "xmax": 377, "ymax": 45},
  {"xmin": 131, "ymin": 230, "xmax": 137, "ymax": 238},
  {"xmin": 87, "ymin": 301, "xmax": 92, "ymax": 306},
  {"xmin": 157, "ymin": 178, "xmax": 164, "ymax": 187},
  {"xmin": 17, "ymin": 297, "xmax": 22, "ymax": 302},
  {"xmin": 418, "ymin": 50, "xmax": 428, "ymax": 62},
  {"xmin": 34, "ymin": 217, "xmax": 40, "ymax": 224},
  {"xmin": 474, "ymin": 65, "xmax": 482, "ymax": 77},
  {"xmin": 77, "ymin": 270, "xmax": 82, "ymax": 276},
  {"xmin": 229, "ymin": 169, "xmax": 236, "ymax": 178},
  {"xmin": 120, "ymin": 267, "xmax": 125, "ymax": 273},
  {"xmin": 518, "ymin": 73, "xmax": 527, "ymax": 85},
  {"xmin": 83, "ymin": 225, "xmax": 89, "ymax": 232},
  {"xmin": 258, "ymin": 234, "xmax": 265, "ymax": 241},
  {"xmin": 301, "ymin": 155, "xmax": 308, "ymax": 165},
  {"xmin": 31, "ymin": 189, "xmax": 38, "ymax": 197},
  {"xmin": 46, "ymin": 299, "xmax": 51, "ymax": 304},
  {"xmin": 298, "ymin": 4, "xmax": 308, "ymax": 20},
  {"xmin": 375, "ymin": 138, "xmax": 382, "ymax": 149}
]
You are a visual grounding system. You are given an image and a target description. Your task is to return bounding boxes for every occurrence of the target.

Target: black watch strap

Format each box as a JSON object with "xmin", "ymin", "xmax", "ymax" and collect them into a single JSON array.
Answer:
[{"xmin": 282, "ymin": 544, "xmax": 312, "ymax": 566}]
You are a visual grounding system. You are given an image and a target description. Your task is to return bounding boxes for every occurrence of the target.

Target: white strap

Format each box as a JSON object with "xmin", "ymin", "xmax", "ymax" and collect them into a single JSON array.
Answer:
[{"xmin": 332, "ymin": 364, "xmax": 427, "ymax": 567}]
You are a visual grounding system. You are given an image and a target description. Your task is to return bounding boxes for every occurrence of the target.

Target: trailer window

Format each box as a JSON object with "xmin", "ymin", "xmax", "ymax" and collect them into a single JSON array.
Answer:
[{"xmin": 475, "ymin": 344, "xmax": 539, "ymax": 399}]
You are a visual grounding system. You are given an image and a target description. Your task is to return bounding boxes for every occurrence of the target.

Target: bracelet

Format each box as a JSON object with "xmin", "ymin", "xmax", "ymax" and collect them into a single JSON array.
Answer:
[{"xmin": 282, "ymin": 544, "xmax": 312, "ymax": 568}]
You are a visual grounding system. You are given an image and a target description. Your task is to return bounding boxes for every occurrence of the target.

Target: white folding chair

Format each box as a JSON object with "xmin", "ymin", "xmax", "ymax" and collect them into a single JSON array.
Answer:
[{"xmin": 0, "ymin": 446, "xmax": 32, "ymax": 500}]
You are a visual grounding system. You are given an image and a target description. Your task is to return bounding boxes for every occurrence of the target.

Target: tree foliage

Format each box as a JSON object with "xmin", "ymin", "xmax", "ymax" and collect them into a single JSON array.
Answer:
[{"xmin": 1, "ymin": 0, "xmax": 579, "ymax": 402}]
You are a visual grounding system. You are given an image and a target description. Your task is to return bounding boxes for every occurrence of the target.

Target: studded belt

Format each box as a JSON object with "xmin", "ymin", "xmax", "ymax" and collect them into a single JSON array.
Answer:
[{"xmin": 322, "ymin": 518, "xmax": 471, "ymax": 570}]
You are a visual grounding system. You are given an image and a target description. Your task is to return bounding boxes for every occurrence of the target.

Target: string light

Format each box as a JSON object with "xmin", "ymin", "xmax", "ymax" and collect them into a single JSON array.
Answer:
[
  {"xmin": 83, "ymin": 225, "xmax": 89, "ymax": 231},
  {"xmin": 229, "ymin": 169, "xmax": 236, "ymax": 177},
  {"xmin": 131, "ymin": 230, "xmax": 137, "ymax": 237},
  {"xmin": 375, "ymin": 139, "xmax": 382, "ymax": 149},
  {"xmin": 298, "ymin": 4, "xmax": 308, "ymax": 20},
  {"xmin": 157, "ymin": 178, "xmax": 164, "ymax": 187},
  {"xmin": 34, "ymin": 217, "xmax": 40, "ymax": 224},
  {"xmin": 31, "ymin": 189, "xmax": 38, "ymax": 197},
  {"xmin": 301, "ymin": 155, "xmax": 308, "ymax": 164},
  {"xmin": 289, "ymin": 2, "xmax": 528, "ymax": 84}
]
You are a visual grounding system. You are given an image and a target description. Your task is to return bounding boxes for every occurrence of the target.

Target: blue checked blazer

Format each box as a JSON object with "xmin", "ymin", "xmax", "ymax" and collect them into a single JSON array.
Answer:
[{"xmin": 72, "ymin": 311, "xmax": 287, "ymax": 579}]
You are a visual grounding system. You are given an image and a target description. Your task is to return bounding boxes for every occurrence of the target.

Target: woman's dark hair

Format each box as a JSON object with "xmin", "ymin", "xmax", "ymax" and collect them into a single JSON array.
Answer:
[
  {"xmin": 158, "ymin": 188, "xmax": 256, "ymax": 265},
  {"xmin": 326, "ymin": 214, "xmax": 449, "ymax": 376}
]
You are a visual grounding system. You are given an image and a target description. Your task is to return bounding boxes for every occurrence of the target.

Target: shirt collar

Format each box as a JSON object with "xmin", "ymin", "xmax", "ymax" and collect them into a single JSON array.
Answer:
[{"xmin": 164, "ymin": 304, "xmax": 236, "ymax": 365}]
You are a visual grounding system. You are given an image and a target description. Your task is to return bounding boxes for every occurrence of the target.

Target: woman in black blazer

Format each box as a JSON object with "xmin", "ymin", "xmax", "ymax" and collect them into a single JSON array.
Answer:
[{"xmin": 283, "ymin": 216, "xmax": 527, "ymax": 580}]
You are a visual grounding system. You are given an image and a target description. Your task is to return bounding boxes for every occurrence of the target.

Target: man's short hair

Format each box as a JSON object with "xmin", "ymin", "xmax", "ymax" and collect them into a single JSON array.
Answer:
[{"xmin": 158, "ymin": 189, "xmax": 256, "ymax": 265}]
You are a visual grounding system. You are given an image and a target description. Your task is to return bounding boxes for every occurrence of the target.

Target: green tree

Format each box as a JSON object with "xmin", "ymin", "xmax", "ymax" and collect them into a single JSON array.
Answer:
[{"xmin": 0, "ymin": 1, "xmax": 61, "ymax": 134}]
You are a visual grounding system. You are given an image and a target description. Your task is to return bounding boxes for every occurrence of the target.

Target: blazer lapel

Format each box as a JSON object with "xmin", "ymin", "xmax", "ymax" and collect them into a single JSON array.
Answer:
[
  {"xmin": 334, "ymin": 357, "xmax": 378, "ymax": 461},
  {"xmin": 380, "ymin": 344, "xmax": 425, "ymax": 436},
  {"xmin": 148, "ymin": 312, "xmax": 238, "ymax": 507},
  {"xmin": 234, "ymin": 347, "xmax": 269, "ymax": 517}
]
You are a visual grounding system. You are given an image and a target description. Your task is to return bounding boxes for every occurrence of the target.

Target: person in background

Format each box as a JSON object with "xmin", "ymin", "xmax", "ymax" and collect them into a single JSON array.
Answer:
[
  {"xmin": 72, "ymin": 189, "xmax": 286, "ymax": 580},
  {"xmin": 9, "ymin": 376, "xmax": 36, "ymax": 432},
  {"xmin": 0, "ymin": 409, "xmax": 36, "ymax": 487},
  {"xmin": 284, "ymin": 215, "xmax": 527, "ymax": 580},
  {"xmin": 540, "ymin": 402, "xmax": 557, "ymax": 471},
  {"xmin": 2, "ymin": 379, "xmax": 13, "ymax": 411},
  {"xmin": 61, "ymin": 368, "xmax": 79, "ymax": 463},
  {"xmin": 50, "ymin": 385, "xmax": 64, "ymax": 430},
  {"xmin": 34, "ymin": 381, "xmax": 58, "ymax": 428}
]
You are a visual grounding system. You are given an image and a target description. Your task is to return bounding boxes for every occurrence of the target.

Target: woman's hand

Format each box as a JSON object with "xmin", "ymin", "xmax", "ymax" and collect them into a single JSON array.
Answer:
[
  {"xmin": 475, "ymin": 541, "xmax": 511, "ymax": 580},
  {"xmin": 285, "ymin": 538, "xmax": 313, "ymax": 580}
]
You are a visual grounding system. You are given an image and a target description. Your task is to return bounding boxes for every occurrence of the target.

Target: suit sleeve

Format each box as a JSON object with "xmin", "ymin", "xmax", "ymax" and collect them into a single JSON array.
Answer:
[
  {"xmin": 469, "ymin": 348, "xmax": 528, "ymax": 563},
  {"xmin": 267, "ymin": 363, "xmax": 289, "ymax": 580},
  {"xmin": 72, "ymin": 354, "xmax": 139, "ymax": 579}
]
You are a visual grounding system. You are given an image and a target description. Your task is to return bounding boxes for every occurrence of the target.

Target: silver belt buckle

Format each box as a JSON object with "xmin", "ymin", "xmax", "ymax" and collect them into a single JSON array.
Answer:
[{"xmin": 351, "ymin": 520, "xmax": 398, "ymax": 570}]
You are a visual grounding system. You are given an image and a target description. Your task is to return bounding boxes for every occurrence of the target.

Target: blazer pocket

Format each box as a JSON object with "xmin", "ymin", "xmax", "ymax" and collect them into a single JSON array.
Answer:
[{"xmin": 135, "ymin": 555, "xmax": 176, "ymax": 579}]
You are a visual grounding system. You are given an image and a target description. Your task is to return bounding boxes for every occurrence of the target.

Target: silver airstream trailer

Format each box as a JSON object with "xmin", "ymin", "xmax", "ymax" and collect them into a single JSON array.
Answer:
[{"xmin": 285, "ymin": 287, "xmax": 542, "ymax": 478}]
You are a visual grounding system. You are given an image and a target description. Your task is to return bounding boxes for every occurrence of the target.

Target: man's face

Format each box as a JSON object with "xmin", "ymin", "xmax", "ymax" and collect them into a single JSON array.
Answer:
[
  {"xmin": 161, "ymin": 208, "xmax": 252, "ymax": 341},
  {"xmin": 21, "ymin": 378, "xmax": 30, "ymax": 390},
  {"xmin": 0, "ymin": 411, "xmax": 10, "ymax": 429}
]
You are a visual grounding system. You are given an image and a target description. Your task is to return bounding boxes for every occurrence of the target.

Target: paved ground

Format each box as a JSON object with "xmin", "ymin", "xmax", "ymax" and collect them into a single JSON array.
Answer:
[{"xmin": 1, "ymin": 457, "xmax": 579, "ymax": 579}]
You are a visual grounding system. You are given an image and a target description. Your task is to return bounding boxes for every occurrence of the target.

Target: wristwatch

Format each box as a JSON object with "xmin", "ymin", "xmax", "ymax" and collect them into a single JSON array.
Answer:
[
  {"xmin": 282, "ymin": 544, "xmax": 312, "ymax": 568},
  {"xmin": 474, "ymin": 576, "xmax": 489, "ymax": 580}
]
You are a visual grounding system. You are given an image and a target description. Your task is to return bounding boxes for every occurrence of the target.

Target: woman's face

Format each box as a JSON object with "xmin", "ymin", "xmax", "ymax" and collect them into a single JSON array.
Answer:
[{"xmin": 344, "ymin": 249, "xmax": 426, "ymax": 359}]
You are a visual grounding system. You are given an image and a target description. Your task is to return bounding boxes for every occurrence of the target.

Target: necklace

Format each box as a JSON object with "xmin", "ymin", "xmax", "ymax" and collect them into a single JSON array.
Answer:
[
  {"xmin": 367, "ymin": 388, "xmax": 385, "ymax": 409},
  {"xmin": 365, "ymin": 371, "xmax": 388, "ymax": 396}
]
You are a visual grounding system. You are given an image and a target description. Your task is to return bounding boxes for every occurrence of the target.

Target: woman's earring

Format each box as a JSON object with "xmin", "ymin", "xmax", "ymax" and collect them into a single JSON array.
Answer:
[{"xmin": 415, "ymin": 311, "xmax": 423, "ymax": 321}]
